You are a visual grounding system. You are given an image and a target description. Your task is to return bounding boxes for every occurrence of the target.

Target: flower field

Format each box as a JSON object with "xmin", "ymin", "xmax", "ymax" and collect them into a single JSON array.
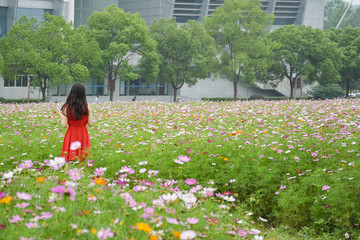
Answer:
[{"xmin": 0, "ymin": 99, "xmax": 359, "ymax": 239}]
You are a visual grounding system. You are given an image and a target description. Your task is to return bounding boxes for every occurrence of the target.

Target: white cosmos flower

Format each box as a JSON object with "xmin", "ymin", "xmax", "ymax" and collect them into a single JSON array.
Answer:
[{"xmin": 70, "ymin": 141, "xmax": 81, "ymax": 150}]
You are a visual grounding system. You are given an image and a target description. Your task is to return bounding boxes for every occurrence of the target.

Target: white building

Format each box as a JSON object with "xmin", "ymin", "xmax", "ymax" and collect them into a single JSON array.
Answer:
[{"xmin": 0, "ymin": 0, "xmax": 324, "ymax": 102}]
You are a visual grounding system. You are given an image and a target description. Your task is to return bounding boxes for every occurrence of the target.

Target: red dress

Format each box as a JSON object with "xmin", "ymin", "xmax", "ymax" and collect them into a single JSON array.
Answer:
[{"xmin": 61, "ymin": 108, "xmax": 91, "ymax": 161}]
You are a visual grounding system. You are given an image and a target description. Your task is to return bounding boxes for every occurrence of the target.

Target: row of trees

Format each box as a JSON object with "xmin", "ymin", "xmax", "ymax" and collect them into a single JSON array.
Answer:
[{"xmin": 0, "ymin": 0, "xmax": 359, "ymax": 101}]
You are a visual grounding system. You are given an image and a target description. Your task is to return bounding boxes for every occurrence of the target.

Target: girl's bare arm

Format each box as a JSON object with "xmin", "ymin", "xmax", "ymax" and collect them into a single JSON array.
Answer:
[
  {"xmin": 60, "ymin": 110, "xmax": 68, "ymax": 128},
  {"xmin": 88, "ymin": 105, "xmax": 94, "ymax": 127}
]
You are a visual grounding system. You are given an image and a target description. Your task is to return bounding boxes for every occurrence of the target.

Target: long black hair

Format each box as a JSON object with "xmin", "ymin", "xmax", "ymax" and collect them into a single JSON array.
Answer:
[{"xmin": 61, "ymin": 83, "xmax": 88, "ymax": 121}]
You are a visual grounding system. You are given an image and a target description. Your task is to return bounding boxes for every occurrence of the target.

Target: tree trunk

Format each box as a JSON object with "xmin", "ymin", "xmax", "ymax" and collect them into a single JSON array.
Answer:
[
  {"xmin": 233, "ymin": 81, "xmax": 238, "ymax": 101},
  {"xmin": 346, "ymin": 78, "xmax": 350, "ymax": 98},
  {"xmin": 289, "ymin": 78, "xmax": 294, "ymax": 99},
  {"xmin": 109, "ymin": 79, "xmax": 114, "ymax": 102},
  {"xmin": 173, "ymin": 85, "xmax": 177, "ymax": 103},
  {"xmin": 41, "ymin": 79, "xmax": 47, "ymax": 102}
]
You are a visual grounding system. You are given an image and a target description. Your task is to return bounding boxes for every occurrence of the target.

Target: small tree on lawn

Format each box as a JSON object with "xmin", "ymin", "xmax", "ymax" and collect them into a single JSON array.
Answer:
[
  {"xmin": 149, "ymin": 18, "xmax": 217, "ymax": 102},
  {"xmin": 205, "ymin": 0, "xmax": 275, "ymax": 101},
  {"xmin": 87, "ymin": 5, "xmax": 159, "ymax": 102}
]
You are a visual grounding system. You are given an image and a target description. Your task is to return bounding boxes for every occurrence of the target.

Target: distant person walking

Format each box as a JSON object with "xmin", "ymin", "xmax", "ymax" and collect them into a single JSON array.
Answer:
[
  {"xmin": 60, "ymin": 83, "xmax": 93, "ymax": 162},
  {"xmin": 95, "ymin": 95, "xmax": 99, "ymax": 104},
  {"xmin": 132, "ymin": 96, "xmax": 136, "ymax": 102}
]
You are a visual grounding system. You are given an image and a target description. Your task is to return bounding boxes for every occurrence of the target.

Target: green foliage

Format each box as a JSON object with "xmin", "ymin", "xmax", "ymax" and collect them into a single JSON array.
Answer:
[
  {"xmin": 0, "ymin": 14, "xmax": 101, "ymax": 101},
  {"xmin": 87, "ymin": 5, "xmax": 159, "ymax": 102},
  {"xmin": 326, "ymin": 27, "xmax": 360, "ymax": 97},
  {"xmin": 265, "ymin": 25, "xmax": 342, "ymax": 98},
  {"xmin": 309, "ymin": 84, "xmax": 345, "ymax": 99},
  {"xmin": 149, "ymin": 18, "xmax": 216, "ymax": 103},
  {"xmin": 204, "ymin": 0, "xmax": 275, "ymax": 100},
  {"xmin": 0, "ymin": 98, "xmax": 43, "ymax": 103},
  {"xmin": 0, "ymin": 53, "xmax": 3, "ymax": 75}
]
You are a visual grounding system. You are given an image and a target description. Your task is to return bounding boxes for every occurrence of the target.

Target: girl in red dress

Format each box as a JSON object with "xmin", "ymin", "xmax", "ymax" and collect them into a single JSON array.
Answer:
[{"xmin": 60, "ymin": 83, "xmax": 93, "ymax": 162}]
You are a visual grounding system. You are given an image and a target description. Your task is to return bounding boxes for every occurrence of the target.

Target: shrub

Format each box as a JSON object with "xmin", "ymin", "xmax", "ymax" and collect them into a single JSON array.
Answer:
[
  {"xmin": 309, "ymin": 84, "xmax": 345, "ymax": 99},
  {"xmin": 248, "ymin": 95, "xmax": 264, "ymax": 100}
]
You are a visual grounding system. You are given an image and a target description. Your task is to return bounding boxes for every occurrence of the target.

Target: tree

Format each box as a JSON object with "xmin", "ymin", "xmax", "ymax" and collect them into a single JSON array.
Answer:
[
  {"xmin": 0, "ymin": 53, "xmax": 3, "ymax": 75},
  {"xmin": 204, "ymin": 0, "xmax": 275, "ymax": 101},
  {"xmin": 324, "ymin": 0, "xmax": 360, "ymax": 29},
  {"xmin": 265, "ymin": 25, "xmax": 342, "ymax": 98},
  {"xmin": 149, "ymin": 18, "xmax": 217, "ymax": 102},
  {"xmin": 87, "ymin": 5, "xmax": 159, "ymax": 102},
  {"xmin": 326, "ymin": 27, "xmax": 360, "ymax": 97},
  {"xmin": 0, "ymin": 14, "xmax": 101, "ymax": 101}
]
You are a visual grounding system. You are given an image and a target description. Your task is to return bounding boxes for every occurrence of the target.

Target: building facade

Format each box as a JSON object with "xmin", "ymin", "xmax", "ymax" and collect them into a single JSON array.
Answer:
[{"xmin": 0, "ymin": 0, "xmax": 324, "ymax": 101}]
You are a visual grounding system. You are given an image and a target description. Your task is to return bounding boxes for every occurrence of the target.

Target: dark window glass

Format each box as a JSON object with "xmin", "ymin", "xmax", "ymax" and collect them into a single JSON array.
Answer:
[
  {"xmin": 273, "ymin": 18, "xmax": 296, "ymax": 25},
  {"xmin": 16, "ymin": 76, "xmax": 21, "ymax": 87},
  {"xmin": 174, "ymin": 10, "xmax": 200, "ymax": 14},
  {"xmin": 276, "ymin": 2, "xmax": 300, "ymax": 7},
  {"xmin": 22, "ymin": 76, "xmax": 28, "ymax": 87},
  {"xmin": 0, "ymin": 7, "xmax": 7, "ymax": 38},
  {"xmin": 175, "ymin": 4, "xmax": 202, "ymax": 9},
  {"xmin": 9, "ymin": 80, "xmax": 15, "ymax": 87},
  {"xmin": 4, "ymin": 79, "xmax": 9, "ymax": 87},
  {"xmin": 274, "ymin": 7, "xmax": 298, "ymax": 12},
  {"xmin": 275, "ymin": 13, "xmax": 297, "ymax": 17},
  {"xmin": 210, "ymin": 0, "xmax": 224, "ymax": 4},
  {"xmin": 175, "ymin": 0, "xmax": 202, "ymax": 3}
]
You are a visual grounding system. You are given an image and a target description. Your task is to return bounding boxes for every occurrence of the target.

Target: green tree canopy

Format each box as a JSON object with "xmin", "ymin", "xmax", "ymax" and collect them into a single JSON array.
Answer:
[
  {"xmin": 0, "ymin": 13, "xmax": 101, "ymax": 101},
  {"xmin": 149, "ymin": 18, "xmax": 217, "ymax": 102},
  {"xmin": 326, "ymin": 27, "xmax": 360, "ymax": 97},
  {"xmin": 265, "ymin": 25, "xmax": 342, "ymax": 98},
  {"xmin": 0, "ymin": 53, "xmax": 3, "ymax": 75},
  {"xmin": 87, "ymin": 5, "xmax": 159, "ymax": 101},
  {"xmin": 204, "ymin": 0, "xmax": 275, "ymax": 100}
]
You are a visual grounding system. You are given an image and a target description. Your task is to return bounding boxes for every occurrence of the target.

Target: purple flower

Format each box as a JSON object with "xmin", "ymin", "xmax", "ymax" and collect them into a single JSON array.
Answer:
[{"xmin": 97, "ymin": 227, "xmax": 114, "ymax": 239}]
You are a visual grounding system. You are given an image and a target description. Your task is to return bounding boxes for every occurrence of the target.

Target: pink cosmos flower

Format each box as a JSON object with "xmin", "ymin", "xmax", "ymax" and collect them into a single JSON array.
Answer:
[
  {"xmin": 20, "ymin": 237, "xmax": 34, "ymax": 240},
  {"xmin": 40, "ymin": 212, "xmax": 53, "ymax": 219},
  {"xmin": 48, "ymin": 157, "xmax": 66, "ymax": 171},
  {"xmin": 322, "ymin": 185, "xmax": 331, "ymax": 191},
  {"xmin": 94, "ymin": 167, "xmax": 106, "ymax": 176},
  {"xmin": 166, "ymin": 217, "xmax": 179, "ymax": 225},
  {"xmin": 186, "ymin": 217, "xmax": 199, "ymax": 224},
  {"xmin": 16, "ymin": 192, "xmax": 32, "ymax": 200},
  {"xmin": 184, "ymin": 178, "xmax": 197, "ymax": 186},
  {"xmin": 180, "ymin": 230, "xmax": 197, "ymax": 239},
  {"xmin": 9, "ymin": 215, "xmax": 24, "ymax": 223},
  {"xmin": 97, "ymin": 227, "xmax": 114, "ymax": 239},
  {"xmin": 87, "ymin": 195, "xmax": 97, "ymax": 201},
  {"xmin": 19, "ymin": 160, "xmax": 33, "ymax": 169},
  {"xmin": 15, "ymin": 202, "xmax": 30, "ymax": 209},
  {"xmin": 70, "ymin": 141, "xmax": 81, "ymax": 150},
  {"xmin": 68, "ymin": 168, "xmax": 82, "ymax": 181},
  {"xmin": 238, "ymin": 229, "xmax": 248, "ymax": 237},
  {"xmin": 25, "ymin": 222, "xmax": 39, "ymax": 229}
]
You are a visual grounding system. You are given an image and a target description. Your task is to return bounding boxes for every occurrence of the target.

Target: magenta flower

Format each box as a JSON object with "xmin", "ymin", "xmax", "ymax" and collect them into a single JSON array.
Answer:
[
  {"xmin": 97, "ymin": 227, "xmax": 114, "ymax": 239},
  {"xmin": 9, "ymin": 215, "xmax": 24, "ymax": 223},
  {"xmin": 16, "ymin": 192, "xmax": 32, "ymax": 200},
  {"xmin": 64, "ymin": 186, "xmax": 76, "ymax": 201},
  {"xmin": 51, "ymin": 185, "xmax": 66, "ymax": 194},
  {"xmin": 184, "ymin": 178, "xmax": 197, "ymax": 186},
  {"xmin": 178, "ymin": 155, "xmax": 191, "ymax": 162},
  {"xmin": 322, "ymin": 185, "xmax": 331, "ymax": 191},
  {"xmin": 238, "ymin": 229, "xmax": 248, "ymax": 237}
]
